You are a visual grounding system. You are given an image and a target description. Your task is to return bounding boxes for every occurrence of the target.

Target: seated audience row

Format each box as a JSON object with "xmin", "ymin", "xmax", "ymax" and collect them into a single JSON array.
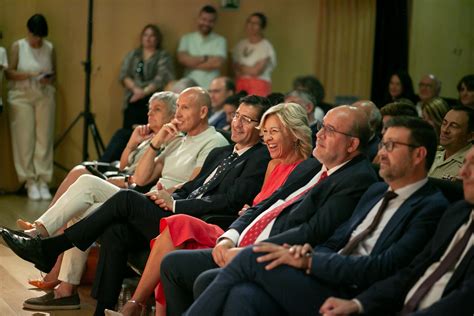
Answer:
[{"xmin": 2, "ymin": 97, "xmax": 473, "ymax": 315}]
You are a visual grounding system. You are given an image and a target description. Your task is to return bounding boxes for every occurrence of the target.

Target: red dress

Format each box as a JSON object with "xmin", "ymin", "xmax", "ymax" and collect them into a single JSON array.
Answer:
[{"xmin": 153, "ymin": 161, "xmax": 302, "ymax": 304}]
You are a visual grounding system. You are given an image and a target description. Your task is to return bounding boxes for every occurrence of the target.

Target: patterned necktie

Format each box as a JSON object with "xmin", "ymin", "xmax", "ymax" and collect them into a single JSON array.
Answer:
[
  {"xmin": 239, "ymin": 171, "xmax": 328, "ymax": 247},
  {"xmin": 340, "ymin": 190, "xmax": 398, "ymax": 255},
  {"xmin": 187, "ymin": 152, "xmax": 238, "ymax": 199},
  {"xmin": 399, "ymin": 219, "xmax": 473, "ymax": 315}
]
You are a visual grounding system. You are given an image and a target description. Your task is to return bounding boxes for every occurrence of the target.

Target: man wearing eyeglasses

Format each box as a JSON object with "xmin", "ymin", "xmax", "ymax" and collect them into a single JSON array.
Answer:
[
  {"xmin": 319, "ymin": 148, "xmax": 474, "ymax": 315},
  {"xmin": 1, "ymin": 94, "xmax": 272, "ymax": 314},
  {"xmin": 177, "ymin": 5, "xmax": 227, "ymax": 89},
  {"xmin": 159, "ymin": 105, "xmax": 380, "ymax": 315},
  {"xmin": 183, "ymin": 116, "xmax": 449, "ymax": 316},
  {"xmin": 416, "ymin": 74, "xmax": 442, "ymax": 116}
]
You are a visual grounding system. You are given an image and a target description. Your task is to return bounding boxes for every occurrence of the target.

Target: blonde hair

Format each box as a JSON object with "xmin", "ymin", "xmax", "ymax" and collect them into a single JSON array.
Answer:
[
  {"xmin": 422, "ymin": 97, "xmax": 449, "ymax": 137},
  {"xmin": 259, "ymin": 103, "xmax": 312, "ymax": 159}
]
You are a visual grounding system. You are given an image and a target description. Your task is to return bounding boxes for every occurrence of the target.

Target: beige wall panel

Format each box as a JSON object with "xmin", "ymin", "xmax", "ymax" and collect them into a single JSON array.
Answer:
[
  {"xmin": 0, "ymin": 0, "xmax": 376, "ymax": 191},
  {"xmin": 409, "ymin": 0, "xmax": 474, "ymax": 98}
]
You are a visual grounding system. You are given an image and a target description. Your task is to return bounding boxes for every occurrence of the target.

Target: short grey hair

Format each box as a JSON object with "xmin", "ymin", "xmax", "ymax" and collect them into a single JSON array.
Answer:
[
  {"xmin": 149, "ymin": 91, "xmax": 178, "ymax": 115},
  {"xmin": 352, "ymin": 100, "xmax": 382, "ymax": 137},
  {"xmin": 285, "ymin": 90, "xmax": 316, "ymax": 106},
  {"xmin": 423, "ymin": 74, "xmax": 442, "ymax": 95}
]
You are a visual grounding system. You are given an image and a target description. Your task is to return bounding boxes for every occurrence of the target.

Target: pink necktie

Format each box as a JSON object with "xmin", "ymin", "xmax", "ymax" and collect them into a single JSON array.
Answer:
[{"xmin": 239, "ymin": 171, "xmax": 328, "ymax": 247}]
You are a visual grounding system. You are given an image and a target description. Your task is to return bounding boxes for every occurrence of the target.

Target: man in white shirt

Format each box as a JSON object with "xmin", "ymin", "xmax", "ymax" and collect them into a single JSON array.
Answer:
[
  {"xmin": 177, "ymin": 5, "xmax": 227, "ymax": 89},
  {"xmin": 184, "ymin": 116, "xmax": 449, "ymax": 316},
  {"xmin": 320, "ymin": 147, "xmax": 474, "ymax": 316}
]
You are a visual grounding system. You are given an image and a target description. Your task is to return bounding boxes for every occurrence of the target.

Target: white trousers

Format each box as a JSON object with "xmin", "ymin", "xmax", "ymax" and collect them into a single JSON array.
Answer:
[
  {"xmin": 8, "ymin": 86, "xmax": 55, "ymax": 183},
  {"xmin": 36, "ymin": 174, "xmax": 121, "ymax": 284},
  {"xmin": 36, "ymin": 174, "xmax": 120, "ymax": 235}
]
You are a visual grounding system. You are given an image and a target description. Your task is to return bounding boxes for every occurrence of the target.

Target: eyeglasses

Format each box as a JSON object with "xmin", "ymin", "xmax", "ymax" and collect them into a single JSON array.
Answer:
[
  {"xmin": 316, "ymin": 121, "xmax": 354, "ymax": 138},
  {"xmin": 378, "ymin": 141, "xmax": 419, "ymax": 152},
  {"xmin": 232, "ymin": 113, "xmax": 259, "ymax": 125},
  {"xmin": 418, "ymin": 83, "xmax": 434, "ymax": 89}
]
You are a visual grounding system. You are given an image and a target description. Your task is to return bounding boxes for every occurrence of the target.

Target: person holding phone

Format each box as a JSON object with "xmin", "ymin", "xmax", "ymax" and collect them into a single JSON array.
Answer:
[{"xmin": 6, "ymin": 13, "xmax": 56, "ymax": 200}]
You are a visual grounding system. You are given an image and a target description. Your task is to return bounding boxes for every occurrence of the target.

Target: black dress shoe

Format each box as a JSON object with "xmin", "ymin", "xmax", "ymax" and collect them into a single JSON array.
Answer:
[
  {"xmin": 1, "ymin": 227, "xmax": 55, "ymax": 273},
  {"xmin": 0, "ymin": 226, "xmax": 33, "ymax": 238}
]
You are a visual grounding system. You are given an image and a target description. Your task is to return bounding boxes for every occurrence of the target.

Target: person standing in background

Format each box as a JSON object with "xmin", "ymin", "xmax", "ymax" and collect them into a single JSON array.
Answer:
[
  {"xmin": 120, "ymin": 24, "xmax": 175, "ymax": 130},
  {"xmin": 177, "ymin": 5, "xmax": 227, "ymax": 89},
  {"xmin": 6, "ymin": 14, "xmax": 56, "ymax": 200},
  {"xmin": 0, "ymin": 45, "xmax": 7, "ymax": 112},
  {"xmin": 233, "ymin": 12, "xmax": 276, "ymax": 96}
]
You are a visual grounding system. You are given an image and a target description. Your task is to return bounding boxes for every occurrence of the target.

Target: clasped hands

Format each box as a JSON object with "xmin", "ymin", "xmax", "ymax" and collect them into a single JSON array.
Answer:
[
  {"xmin": 212, "ymin": 240, "xmax": 314, "ymax": 272},
  {"xmin": 146, "ymin": 182, "xmax": 174, "ymax": 211},
  {"xmin": 254, "ymin": 242, "xmax": 313, "ymax": 273}
]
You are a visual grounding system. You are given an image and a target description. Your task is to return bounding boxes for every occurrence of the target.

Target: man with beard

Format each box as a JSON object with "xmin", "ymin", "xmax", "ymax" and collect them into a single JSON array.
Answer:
[
  {"xmin": 177, "ymin": 5, "xmax": 227, "ymax": 89},
  {"xmin": 184, "ymin": 116, "xmax": 449, "ymax": 316}
]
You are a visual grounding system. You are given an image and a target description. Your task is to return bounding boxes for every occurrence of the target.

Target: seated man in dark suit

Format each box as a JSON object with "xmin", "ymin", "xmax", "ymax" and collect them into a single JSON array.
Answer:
[
  {"xmin": 159, "ymin": 105, "xmax": 379, "ymax": 315},
  {"xmin": 183, "ymin": 116, "xmax": 449, "ymax": 316},
  {"xmin": 319, "ymin": 147, "xmax": 474, "ymax": 316},
  {"xmin": 0, "ymin": 95, "xmax": 271, "ymax": 315}
]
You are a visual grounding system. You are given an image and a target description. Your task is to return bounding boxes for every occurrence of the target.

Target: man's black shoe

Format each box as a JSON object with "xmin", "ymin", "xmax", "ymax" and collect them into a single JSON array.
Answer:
[{"xmin": 0, "ymin": 227, "xmax": 55, "ymax": 273}]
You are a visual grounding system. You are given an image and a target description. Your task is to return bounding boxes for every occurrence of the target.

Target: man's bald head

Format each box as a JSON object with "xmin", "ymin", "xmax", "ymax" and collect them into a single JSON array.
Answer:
[{"xmin": 181, "ymin": 87, "xmax": 212, "ymax": 110}]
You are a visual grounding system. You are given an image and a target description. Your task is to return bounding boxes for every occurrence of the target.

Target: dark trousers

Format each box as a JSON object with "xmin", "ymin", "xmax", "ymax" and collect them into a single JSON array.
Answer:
[
  {"xmin": 184, "ymin": 246, "xmax": 339, "ymax": 316},
  {"xmin": 64, "ymin": 190, "xmax": 169, "ymax": 315},
  {"xmin": 160, "ymin": 249, "xmax": 219, "ymax": 316},
  {"xmin": 99, "ymin": 128, "xmax": 132, "ymax": 163}
]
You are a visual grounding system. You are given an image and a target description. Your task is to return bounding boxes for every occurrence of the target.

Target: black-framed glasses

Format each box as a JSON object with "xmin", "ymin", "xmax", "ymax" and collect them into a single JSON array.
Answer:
[
  {"xmin": 232, "ymin": 113, "xmax": 259, "ymax": 125},
  {"xmin": 378, "ymin": 141, "xmax": 420, "ymax": 152},
  {"xmin": 316, "ymin": 121, "xmax": 354, "ymax": 138}
]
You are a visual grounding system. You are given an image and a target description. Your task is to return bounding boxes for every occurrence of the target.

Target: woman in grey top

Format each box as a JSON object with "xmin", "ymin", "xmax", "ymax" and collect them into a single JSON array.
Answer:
[{"xmin": 120, "ymin": 24, "xmax": 175, "ymax": 129}]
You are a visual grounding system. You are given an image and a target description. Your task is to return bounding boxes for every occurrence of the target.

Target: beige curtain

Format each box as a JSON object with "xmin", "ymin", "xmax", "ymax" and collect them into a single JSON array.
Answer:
[{"xmin": 314, "ymin": 0, "xmax": 376, "ymax": 104}]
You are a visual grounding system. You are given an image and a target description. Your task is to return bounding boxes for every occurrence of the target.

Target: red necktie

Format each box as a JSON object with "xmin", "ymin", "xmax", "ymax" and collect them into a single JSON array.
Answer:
[
  {"xmin": 239, "ymin": 171, "xmax": 328, "ymax": 247},
  {"xmin": 399, "ymin": 219, "xmax": 473, "ymax": 315}
]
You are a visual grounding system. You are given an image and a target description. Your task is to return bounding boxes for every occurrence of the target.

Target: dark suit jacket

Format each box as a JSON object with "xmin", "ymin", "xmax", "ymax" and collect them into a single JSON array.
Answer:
[
  {"xmin": 356, "ymin": 200, "xmax": 473, "ymax": 316},
  {"xmin": 310, "ymin": 181, "xmax": 449, "ymax": 292},
  {"xmin": 366, "ymin": 134, "xmax": 380, "ymax": 162},
  {"xmin": 209, "ymin": 111, "xmax": 227, "ymax": 129},
  {"xmin": 229, "ymin": 154, "xmax": 379, "ymax": 246},
  {"xmin": 172, "ymin": 143, "xmax": 270, "ymax": 216}
]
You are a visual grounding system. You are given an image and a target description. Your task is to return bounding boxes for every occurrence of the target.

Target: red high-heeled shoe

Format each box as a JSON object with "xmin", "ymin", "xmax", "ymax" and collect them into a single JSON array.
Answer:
[{"xmin": 28, "ymin": 278, "xmax": 61, "ymax": 290}]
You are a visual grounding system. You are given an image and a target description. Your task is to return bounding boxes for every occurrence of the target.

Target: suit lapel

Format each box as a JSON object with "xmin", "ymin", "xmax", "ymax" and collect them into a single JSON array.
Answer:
[
  {"xmin": 202, "ymin": 143, "xmax": 262, "ymax": 195},
  {"xmin": 439, "ymin": 203, "xmax": 473, "ymax": 294},
  {"xmin": 373, "ymin": 182, "xmax": 432, "ymax": 252},
  {"xmin": 347, "ymin": 186, "xmax": 387, "ymax": 235}
]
